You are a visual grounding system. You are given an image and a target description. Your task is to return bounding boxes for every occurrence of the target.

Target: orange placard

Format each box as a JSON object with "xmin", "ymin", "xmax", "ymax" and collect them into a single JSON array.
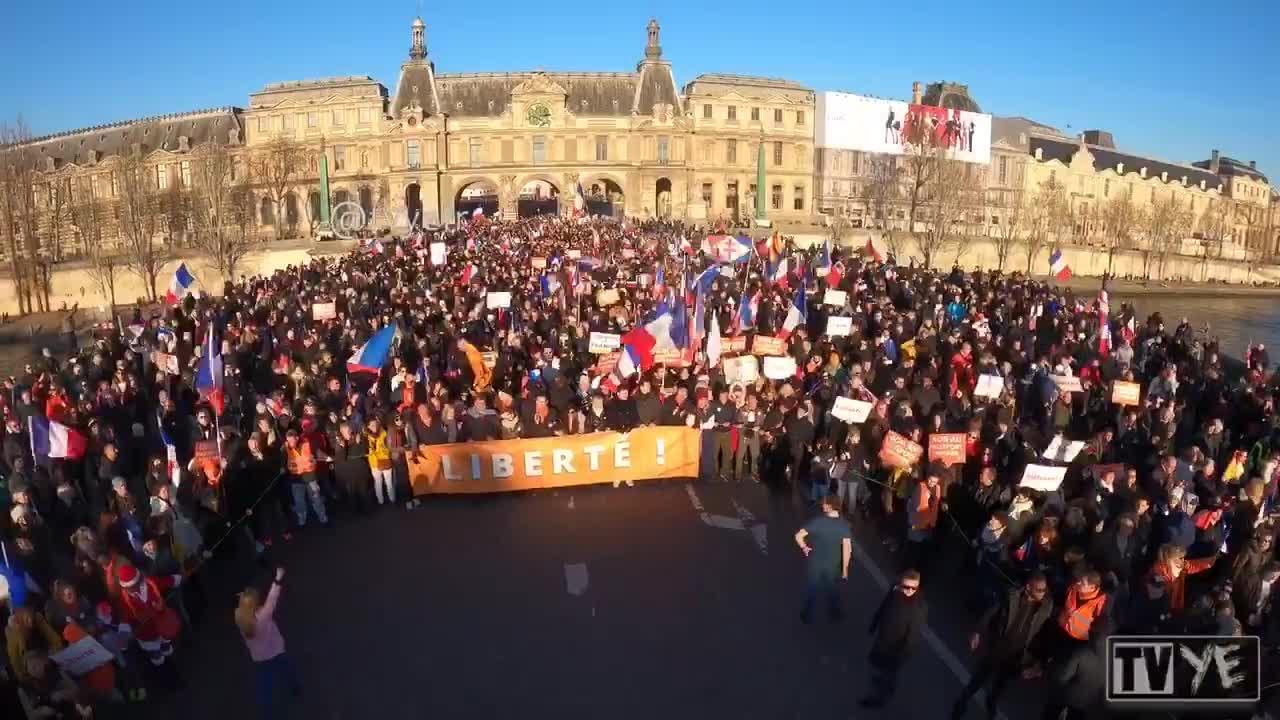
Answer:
[
  {"xmin": 879, "ymin": 430, "xmax": 924, "ymax": 469},
  {"xmin": 927, "ymin": 433, "xmax": 967, "ymax": 466},
  {"xmin": 1111, "ymin": 381, "xmax": 1141, "ymax": 406},
  {"xmin": 726, "ymin": 336, "xmax": 747, "ymax": 353},
  {"xmin": 408, "ymin": 427, "xmax": 702, "ymax": 495},
  {"xmin": 595, "ymin": 352, "xmax": 620, "ymax": 375},
  {"xmin": 531, "ymin": 256, "xmax": 547, "ymax": 269},
  {"xmin": 653, "ymin": 349, "xmax": 690, "ymax": 367},
  {"xmin": 752, "ymin": 336, "xmax": 785, "ymax": 356}
]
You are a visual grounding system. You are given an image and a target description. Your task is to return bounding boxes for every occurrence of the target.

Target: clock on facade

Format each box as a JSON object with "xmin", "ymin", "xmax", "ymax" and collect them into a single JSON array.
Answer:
[{"xmin": 526, "ymin": 104, "xmax": 551, "ymax": 127}]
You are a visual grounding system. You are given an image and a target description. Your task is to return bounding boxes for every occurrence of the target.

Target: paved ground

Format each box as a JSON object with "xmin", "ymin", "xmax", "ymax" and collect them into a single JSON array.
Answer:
[{"xmin": 142, "ymin": 479, "xmax": 1054, "ymax": 720}]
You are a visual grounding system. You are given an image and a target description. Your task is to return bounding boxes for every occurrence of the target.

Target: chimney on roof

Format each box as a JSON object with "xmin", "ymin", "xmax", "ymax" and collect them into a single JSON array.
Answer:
[
  {"xmin": 911, "ymin": 82, "xmax": 922, "ymax": 105},
  {"xmin": 1082, "ymin": 130, "xmax": 1114, "ymax": 148},
  {"xmin": 1250, "ymin": 160, "xmax": 1257, "ymax": 169},
  {"xmin": 178, "ymin": 135, "xmax": 190, "ymax": 152},
  {"xmin": 1210, "ymin": 149, "xmax": 1220, "ymax": 174}
]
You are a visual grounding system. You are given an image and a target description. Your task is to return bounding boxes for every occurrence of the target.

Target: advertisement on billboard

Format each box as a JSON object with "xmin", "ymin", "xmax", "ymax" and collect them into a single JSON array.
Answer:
[{"xmin": 816, "ymin": 91, "xmax": 991, "ymax": 164}]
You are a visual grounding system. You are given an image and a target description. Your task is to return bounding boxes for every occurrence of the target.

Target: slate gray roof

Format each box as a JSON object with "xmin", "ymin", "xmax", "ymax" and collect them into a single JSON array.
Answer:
[
  {"xmin": 391, "ymin": 63, "xmax": 440, "ymax": 117},
  {"xmin": 423, "ymin": 68, "xmax": 681, "ymax": 118},
  {"xmin": 921, "ymin": 82, "xmax": 982, "ymax": 113},
  {"xmin": 1029, "ymin": 135, "xmax": 1222, "ymax": 190},
  {"xmin": 991, "ymin": 116, "xmax": 1065, "ymax": 149},
  {"xmin": 7, "ymin": 107, "xmax": 243, "ymax": 171},
  {"xmin": 1192, "ymin": 156, "xmax": 1269, "ymax": 184}
]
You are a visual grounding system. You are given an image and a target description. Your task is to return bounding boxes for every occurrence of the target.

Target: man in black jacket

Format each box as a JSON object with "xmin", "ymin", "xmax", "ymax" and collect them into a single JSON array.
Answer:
[
  {"xmin": 1040, "ymin": 621, "xmax": 1108, "ymax": 719},
  {"xmin": 861, "ymin": 568, "xmax": 929, "ymax": 709},
  {"xmin": 952, "ymin": 572, "xmax": 1054, "ymax": 719}
]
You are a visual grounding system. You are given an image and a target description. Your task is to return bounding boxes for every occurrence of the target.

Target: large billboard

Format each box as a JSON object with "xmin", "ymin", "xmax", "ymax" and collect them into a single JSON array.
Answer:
[{"xmin": 816, "ymin": 91, "xmax": 991, "ymax": 164}]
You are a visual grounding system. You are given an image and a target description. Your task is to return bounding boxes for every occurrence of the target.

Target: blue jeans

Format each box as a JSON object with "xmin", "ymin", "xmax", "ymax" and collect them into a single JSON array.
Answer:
[
  {"xmin": 801, "ymin": 572, "xmax": 843, "ymax": 623},
  {"xmin": 255, "ymin": 653, "xmax": 301, "ymax": 719},
  {"xmin": 290, "ymin": 479, "xmax": 328, "ymax": 526}
]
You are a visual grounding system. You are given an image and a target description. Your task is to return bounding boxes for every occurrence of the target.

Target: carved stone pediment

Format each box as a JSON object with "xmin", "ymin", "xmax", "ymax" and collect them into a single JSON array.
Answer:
[{"xmin": 512, "ymin": 72, "xmax": 567, "ymax": 99}]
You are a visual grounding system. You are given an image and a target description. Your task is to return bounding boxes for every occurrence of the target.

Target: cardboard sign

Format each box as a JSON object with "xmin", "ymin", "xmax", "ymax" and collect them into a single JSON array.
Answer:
[
  {"xmin": 752, "ymin": 336, "xmax": 786, "ymax": 356},
  {"xmin": 596, "ymin": 289, "xmax": 621, "ymax": 307},
  {"xmin": 152, "ymin": 351, "xmax": 180, "ymax": 376},
  {"xmin": 1042, "ymin": 435, "xmax": 1086, "ymax": 463},
  {"xmin": 193, "ymin": 440, "xmax": 219, "ymax": 463},
  {"xmin": 595, "ymin": 352, "xmax": 621, "ymax": 375},
  {"xmin": 879, "ymin": 431, "xmax": 924, "ymax": 469},
  {"xmin": 486, "ymin": 292, "xmax": 512, "ymax": 309},
  {"xmin": 1112, "ymin": 381, "xmax": 1141, "ymax": 406},
  {"xmin": 723, "ymin": 355, "xmax": 759, "ymax": 385},
  {"xmin": 763, "ymin": 355, "xmax": 797, "ymax": 380},
  {"xmin": 1020, "ymin": 464, "xmax": 1068, "ymax": 492},
  {"xmin": 823, "ymin": 289, "xmax": 848, "ymax": 306},
  {"xmin": 311, "ymin": 302, "xmax": 337, "ymax": 321},
  {"xmin": 567, "ymin": 249, "xmax": 582, "ymax": 259},
  {"xmin": 974, "ymin": 374, "xmax": 1004, "ymax": 399},
  {"xmin": 1051, "ymin": 374, "xmax": 1084, "ymax": 393},
  {"xmin": 481, "ymin": 351, "xmax": 497, "ymax": 369},
  {"xmin": 50, "ymin": 635, "xmax": 114, "ymax": 676},
  {"xmin": 928, "ymin": 433, "xmax": 967, "ymax": 466},
  {"xmin": 831, "ymin": 397, "xmax": 874, "ymax": 424},
  {"xmin": 588, "ymin": 332, "xmax": 622, "ymax": 354},
  {"xmin": 429, "ymin": 242, "xmax": 447, "ymax": 266},
  {"xmin": 652, "ymin": 349, "xmax": 687, "ymax": 367},
  {"xmin": 531, "ymin": 256, "xmax": 548, "ymax": 269},
  {"xmin": 825, "ymin": 316, "xmax": 853, "ymax": 337},
  {"xmin": 726, "ymin": 336, "xmax": 747, "ymax": 353}
]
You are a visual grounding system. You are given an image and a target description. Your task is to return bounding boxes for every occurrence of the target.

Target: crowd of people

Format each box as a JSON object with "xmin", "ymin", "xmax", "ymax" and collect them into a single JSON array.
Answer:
[{"xmin": 1, "ymin": 212, "xmax": 1279, "ymax": 719}]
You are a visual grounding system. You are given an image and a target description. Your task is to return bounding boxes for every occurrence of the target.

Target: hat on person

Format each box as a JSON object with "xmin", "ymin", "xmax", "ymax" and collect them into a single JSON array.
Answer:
[{"xmin": 117, "ymin": 564, "xmax": 141, "ymax": 589}]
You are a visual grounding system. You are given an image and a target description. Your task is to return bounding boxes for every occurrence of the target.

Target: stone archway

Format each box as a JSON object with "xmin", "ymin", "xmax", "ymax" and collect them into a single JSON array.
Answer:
[
  {"xmin": 655, "ymin": 177, "xmax": 673, "ymax": 219},
  {"xmin": 581, "ymin": 174, "xmax": 627, "ymax": 217},
  {"xmin": 455, "ymin": 178, "xmax": 500, "ymax": 220},
  {"xmin": 517, "ymin": 176, "xmax": 560, "ymax": 218},
  {"xmin": 404, "ymin": 183, "xmax": 423, "ymax": 229}
]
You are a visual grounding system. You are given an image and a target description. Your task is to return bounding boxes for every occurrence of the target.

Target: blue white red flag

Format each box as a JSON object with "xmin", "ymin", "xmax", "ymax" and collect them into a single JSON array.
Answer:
[
  {"xmin": 347, "ymin": 323, "xmax": 400, "ymax": 375},
  {"xmin": 1049, "ymin": 250, "xmax": 1072, "ymax": 281},
  {"xmin": 165, "ymin": 263, "xmax": 196, "ymax": 305},
  {"xmin": 29, "ymin": 416, "xmax": 87, "ymax": 460},
  {"xmin": 777, "ymin": 286, "xmax": 807, "ymax": 340},
  {"xmin": 195, "ymin": 330, "xmax": 225, "ymax": 415}
]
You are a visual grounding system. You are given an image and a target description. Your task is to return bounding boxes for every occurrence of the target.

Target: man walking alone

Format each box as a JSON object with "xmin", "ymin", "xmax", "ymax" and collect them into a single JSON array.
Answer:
[
  {"xmin": 794, "ymin": 494, "xmax": 852, "ymax": 624},
  {"xmin": 861, "ymin": 569, "xmax": 928, "ymax": 709}
]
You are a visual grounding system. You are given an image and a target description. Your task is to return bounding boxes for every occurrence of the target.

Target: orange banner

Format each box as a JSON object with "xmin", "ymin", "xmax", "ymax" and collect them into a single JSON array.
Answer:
[{"xmin": 408, "ymin": 427, "xmax": 702, "ymax": 495}]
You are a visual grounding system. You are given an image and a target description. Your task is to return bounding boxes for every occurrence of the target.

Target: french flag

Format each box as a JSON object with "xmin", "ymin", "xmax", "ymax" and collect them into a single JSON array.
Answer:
[
  {"xmin": 617, "ymin": 300, "xmax": 688, "ymax": 378},
  {"xmin": 737, "ymin": 290, "xmax": 760, "ymax": 332},
  {"xmin": 29, "ymin": 416, "xmax": 87, "ymax": 460},
  {"xmin": 827, "ymin": 260, "xmax": 845, "ymax": 289},
  {"xmin": 540, "ymin": 273, "xmax": 560, "ymax": 298},
  {"xmin": 195, "ymin": 330, "xmax": 224, "ymax": 415},
  {"xmin": 767, "ymin": 256, "xmax": 790, "ymax": 288},
  {"xmin": 574, "ymin": 183, "xmax": 587, "ymax": 216},
  {"xmin": 1097, "ymin": 280, "xmax": 1111, "ymax": 358},
  {"xmin": 347, "ymin": 323, "xmax": 400, "ymax": 375},
  {"xmin": 864, "ymin": 237, "xmax": 884, "ymax": 263},
  {"xmin": 777, "ymin": 286, "xmax": 806, "ymax": 340},
  {"xmin": 165, "ymin": 263, "xmax": 196, "ymax": 305},
  {"xmin": 702, "ymin": 234, "xmax": 753, "ymax": 263},
  {"xmin": 1049, "ymin": 249, "xmax": 1072, "ymax": 281}
]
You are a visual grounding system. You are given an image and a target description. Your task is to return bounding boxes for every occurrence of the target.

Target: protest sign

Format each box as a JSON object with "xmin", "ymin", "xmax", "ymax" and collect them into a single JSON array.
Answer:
[
  {"xmin": 1042, "ymin": 435, "xmax": 1086, "ymax": 463},
  {"xmin": 763, "ymin": 355, "xmax": 797, "ymax": 380},
  {"xmin": 430, "ymin": 242, "xmax": 447, "ymax": 266},
  {"xmin": 831, "ymin": 397, "xmax": 873, "ymax": 424},
  {"xmin": 974, "ymin": 374, "xmax": 1004, "ymax": 398},
  {"xmin": 823, "ymin": 289, "xmax": 848, "ymax": 306},
  {"xmin": 531, "ymin": 256, "xmax": 547, "ymax": 269},
  {"xmin": 1052, "ymin": 374, "xmax": 1084, "ymax": 393},
  {"xmin": 151, "ymin": 351, "xmax": 180, "ymax": 376},
  {"xmin": 723, "ymin": 355, "xmax": 759, "ymax": 385},
  {"xmin": 653, "ymin": 349, "xmax": 689, "ymax": 367},
  {"xmin": 486, "ymin": 292, "xmax": 512, "ymax": 309},
  {"xmin": 588, "ymin": 332, "xmax": 621, "ymax": 354},
  {"xmin": 193, "ymin": 440, "xmax": 219, "ymax": 463},
  {"xmin": 928, "ymin": 433, "xmax": 967, "ymax": 466},
  {"xmin": 1020, "ymin": 464, "xmax": 1068, "ymax": 492},
  {"xmin": 726, "ymin": 336, "xmax": 747, "ymax": 353},
  {"xmin": 752, "ymin": 336, "xmax": 785, "ymax": 356},
  {"xmin": 567, "ymin": 249, "xmax": 582, "ymax": 259},
  {"xmin": 311, "ymin": 302, "xmax": 337, "ymax": 321},
  {"xmin": 595, "ymin": 352, "xmax": 620, "ymax": 375},
  {"xmin": 50, "ymin": 636, "xmax": 114, "ymax": 676},
  {"xmin": 1112, "ymin": 381, "xmax": 1141, "ymax": 406},
  {"xmin": 408, "ymin": 427, "xmax": 701, "ymax": 495},
  {"xmin": 595, "ymin": 288, "xmax": 621, "ymax": 307},
  {"xmin": 825, "ymin": 316, "xmax": 853, "ymax": 337},
  {"xmin": 879, "ymin": 431, "xmax": 924, "ymax": 469}
]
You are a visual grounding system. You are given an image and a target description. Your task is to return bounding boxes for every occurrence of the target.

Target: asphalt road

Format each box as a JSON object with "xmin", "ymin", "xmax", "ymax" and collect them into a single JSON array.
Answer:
[{"xmin": 146, "ymin": 480, "xmax": 1046, "ymax": 720}]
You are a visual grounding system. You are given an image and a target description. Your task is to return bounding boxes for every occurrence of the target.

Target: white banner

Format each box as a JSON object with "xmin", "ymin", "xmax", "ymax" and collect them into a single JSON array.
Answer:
[
  {"xmin": 974, "ymin": 374, "xmax": 1003, "ymax": 398},
  {"xmin": 825, "ymin": 316, "xmax": 853, "ymax": 337},
  {"xmin": 429, "ymin": 242, "xmax": 447, "ymax": 266},
  {"xmin": 823, "ymin": 289, "xmax": 848, "ymax": 306},
  {"xmin": 1042, "ymin": 436, "xmax": 1086, "ymax": 463},
  {"xmin": 1020, "ymin": 464, "xmax": 1068, "ymax": 493},
  {"xmin": 486, "ymin": 292, "xmax": 512, "ymax": 309},
  {"xmin": 1051, "ymin": 374, "xmax": 1084, "ymax": 393},
  {"xmin": 723, "ymin": 355, "xmax": 759, "ymax": 385},
  {"xmin": 816, "ymin": 91, "xmax": 992, "ymax": 164},
  {"xmin": 831, "ymin": 397, "xmax": 873, "ymax": 424},
  {"xmin": 763, "ymin": 355, "xmax": 797, "ymax": 380},
  {"xmin": 588, "ymin": 332, "xmax": 621, "ymax": 354},
  {"xmin": 50, "ymin": 635, "xmax": 115, "ymax": 676}
]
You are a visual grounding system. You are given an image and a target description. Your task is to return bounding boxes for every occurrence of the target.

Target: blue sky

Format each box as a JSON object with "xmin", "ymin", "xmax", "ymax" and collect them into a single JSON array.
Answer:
[{"xmin": 2, "ymin": 0, "xmax": 1277, "ymax": 177}]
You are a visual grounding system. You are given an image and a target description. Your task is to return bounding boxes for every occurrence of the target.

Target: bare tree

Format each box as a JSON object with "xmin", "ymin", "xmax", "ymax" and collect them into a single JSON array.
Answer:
[
  {"xmin": 1022, "ymin": 176, "xmax": 1069, "ymax": 274},
  {"xmin": 914, "ymin": 151, "xmax": 982, "ymax": 269},
  {"xmin": 990, "ymin": 189, "xmax": 1029, "ymax": 272},
  {"xmin": 0, "ymin": 118, "xmax": 48, "ymax": 313},
  {"xmin": 189, "ymin": 144, "xmax": 255, "ymax": 281},
  {"xmin": 158, "ymin": 175, "xmax": 192, "ymax": 249},
  {"xmin": 1098, "ymin": 191, "xmax": 1141, "ymax": 275},
  {"xmin": 1143, "ymin": 192, "xmax": 1191, "ymax": 280},
  {"xmin": 1195, "ymin": 198, "xmax": 1232, "ymax": 281},
  {"xmin": 116, "ymin": 153, "xmax": 167, "ymax": 302},
  {"xmin": 72, "ymin": 193, "xmax": 123, "ymax": 308},
  {"xmin": 250, "ymin": 137, "xmax": 305, "ymax": 241},
  {"xmin": 864, "ymin": 155, "xmax": 904, "ymax": 257}
]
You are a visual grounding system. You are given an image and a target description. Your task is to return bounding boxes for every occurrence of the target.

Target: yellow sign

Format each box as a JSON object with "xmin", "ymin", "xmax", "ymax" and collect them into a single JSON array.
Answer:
[{"xmin": 408, "ymin": 427, "xmax": 702, "ymax": 495}]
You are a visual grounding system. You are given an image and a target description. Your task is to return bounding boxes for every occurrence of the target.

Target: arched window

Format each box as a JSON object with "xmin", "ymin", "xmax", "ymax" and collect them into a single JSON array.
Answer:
[{"xmin": 259, "ymin": 196, "xmax": 275, "ymax": 226}]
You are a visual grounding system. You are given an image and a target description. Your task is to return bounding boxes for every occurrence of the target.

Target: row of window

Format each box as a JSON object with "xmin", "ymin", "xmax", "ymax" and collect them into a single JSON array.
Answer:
[
  {"xmin": 698, "ymin": 182, "xmax": 805, "ymax": 211},
  {"xmin": 700, "ymin": 104, "xmax": 805, "ymax": 127},
  {"xmin": 255, "ymin": 107, "xmax": 377, "ymax": 134}
]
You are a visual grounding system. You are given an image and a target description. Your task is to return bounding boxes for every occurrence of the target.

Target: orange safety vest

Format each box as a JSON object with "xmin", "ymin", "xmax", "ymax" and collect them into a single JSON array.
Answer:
[
  {"xmin": 286, "ymin": 441, "xmax": 316, "ymax": 475},
  {"xmin": 1059, "ymin": 586, "xmax": 1107, "ymax": 640}
]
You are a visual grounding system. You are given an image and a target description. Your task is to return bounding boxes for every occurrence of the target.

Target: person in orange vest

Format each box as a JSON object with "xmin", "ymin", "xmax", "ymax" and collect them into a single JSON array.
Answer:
[
  {"xmin": 1148, "ymin": 543, "xmax": 1218, "ymax": 616},
  {"xmin": 115, "ymin": 564, "xmax": 183, "ymax": 689},
  {"xmin": 1054, "ymin": 570, "xmax": 1109, "ymax": 663},
  {"xmin": 284, "ymin": 429, "xmax": 329, "ymax": 528}
]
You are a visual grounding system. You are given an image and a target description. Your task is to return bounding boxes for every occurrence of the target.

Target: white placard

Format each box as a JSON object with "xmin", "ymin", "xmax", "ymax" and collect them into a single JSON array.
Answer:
[
  {"xmin": 825, "ymin": 316, "xmax": 853, "ymax": 337},
  {"xmin": 1020, "ymin": 464, "xmax": 1068, "ymax": 492},
  {"xmin": 723, "ymin": 355, "xmax": 759, "ymax": 385},
  {"xmin": 1051, "ymin": 374, "xmax": 1084, "ymax": 393},
  {"xmin": 429, "ymin": 242, "xmax": 447, "ymax": 266},
  {"xmin": 588, "ymin": 332, "xmax": 621, "ymax": 354},
  {"xmin": 974, "ymin": 374, "xmax": 1003, "ymax": 398},
  {"xmin": 50, "ymin": 635, "xmax": 115, "ymax": 676},
  {"xmin": 831, "ymin": 397, "xmax": 873, "ymax": 424},
  {"xmin": 486, "ymin": 291, "xmax": 512, "ymax": 309},
  {"xmin": 763, "ymin": 355, "xmax": 797, "ymax": 380},
  {"xmin": 1042, "ymin": 436, "xmax": 1086, "ymax": 463},
  {"xmin": 823, "ymin": 289, "xmax": 848, "ymax": 306}
]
